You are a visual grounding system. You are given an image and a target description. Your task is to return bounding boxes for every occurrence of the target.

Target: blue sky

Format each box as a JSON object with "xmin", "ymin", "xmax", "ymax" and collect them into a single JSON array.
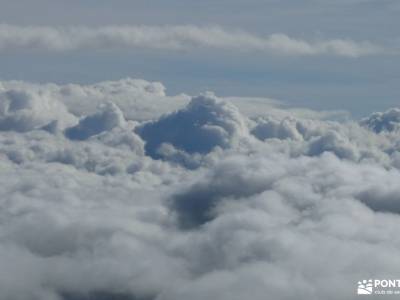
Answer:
[{"xmin": 0, "ymin": 0, "xmax": 399, "ymax": 116}]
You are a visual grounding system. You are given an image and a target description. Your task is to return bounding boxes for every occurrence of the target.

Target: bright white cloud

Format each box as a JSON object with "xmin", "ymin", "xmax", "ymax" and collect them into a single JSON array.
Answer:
[{"xmin": 0, "ymin": 24, "xmax": 384, "ymax": 57}]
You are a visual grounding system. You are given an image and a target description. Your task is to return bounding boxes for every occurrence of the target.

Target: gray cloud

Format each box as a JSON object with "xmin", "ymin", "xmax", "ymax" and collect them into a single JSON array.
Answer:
[
  {"xmin": 136, "ymin": 93, "xmax": 247, "ymax": 159},
  {"xmin": 0, "ymin": 24, "xmax": 385, "ymax": 57},
  {"xmin": 360, "ymin": 108, "xmax": 400, "ymax": 133}
]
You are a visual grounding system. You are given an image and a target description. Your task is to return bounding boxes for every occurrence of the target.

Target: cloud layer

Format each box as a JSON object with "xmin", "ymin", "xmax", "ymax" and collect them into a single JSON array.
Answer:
[
  {"xmin": 0, "ymin": 24, "xmax": 384, "ymax": 57},
  {"xmin": 2, "ymin": 78, "xmax": 400, "ymax": 299}
]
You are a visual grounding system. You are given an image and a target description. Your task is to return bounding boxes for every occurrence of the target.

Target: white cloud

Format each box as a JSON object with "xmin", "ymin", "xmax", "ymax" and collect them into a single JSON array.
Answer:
[
  {"xmin": 0, "ymin": 88, "xmax": 77, "ymax": 132},
  {"xmin": 0, "ymin": 78, "xmax": 187, "ymax": 121},
  {"xmin": 0, "ymin": 24, "xmax": 385, "ymax": 57},
  {"xmin": 2, "ymin": 78, "xmax": 400, "ymax": 299},
  {"xmin": 65, "ymin": 102, "xmax": 126, "ymax": 140},
  {"xmin": 251, "ymin": 116, "xmax": 303, "ymax": 141}
]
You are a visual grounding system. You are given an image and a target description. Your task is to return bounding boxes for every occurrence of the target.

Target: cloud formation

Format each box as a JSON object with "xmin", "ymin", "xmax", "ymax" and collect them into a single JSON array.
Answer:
[
  {"xmin": 65, "ymin": 102, "xmax": 126, "ymax": 140},
  {"xmin": 136, "ymin": 93, "xmax": 247, "ymax": 159},
  {"xmin": 360, "ymin": 108, "xmax": 400, "ymax": 133},
  {"xmin": 0, "ymin": 88, "xmax": 76, "ymax": 132},
  {"xmin": 2, "ymin": 78, "xmax": 400, "ymax": 300},
  {"xmin": 0, "ymin": 24, "xmax": 384, "ymax": 57}
]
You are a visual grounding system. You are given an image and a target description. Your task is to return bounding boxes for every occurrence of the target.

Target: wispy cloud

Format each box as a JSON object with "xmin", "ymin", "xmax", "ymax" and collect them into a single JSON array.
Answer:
[{"xmin": 0, "ymin": 24, "xmax": 384, "ymax": 57}]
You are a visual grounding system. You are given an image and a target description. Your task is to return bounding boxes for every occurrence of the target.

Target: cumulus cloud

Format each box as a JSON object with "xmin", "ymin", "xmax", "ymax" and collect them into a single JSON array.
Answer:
[
  {"xmin": 136, "ymin": 93, "xmax": 248, "ymax": 159},
  {"xmin": 0, "ymin": 78, "xmax": 187, "ymax": 121},
  {"xmin": 0, "ymin": 24, "xmax": 385, "ymax": 57},
  {"xmin": 0, "ymin": 88, "xmax": 77, "ymax": 132},
  {"xmin": 360, "ymin": 107, "xmax": 400, "ymax": 133},
  {"xmin": 3, "ymin": 78, "xmax": 400, "ymax": 300},
  {"xmin": 65, "ymin": 102, "xmax": 126, "ymax": 140},
  {"xmin": 251, "ymin": 116, "xmax": 303, "ymax": 141}
]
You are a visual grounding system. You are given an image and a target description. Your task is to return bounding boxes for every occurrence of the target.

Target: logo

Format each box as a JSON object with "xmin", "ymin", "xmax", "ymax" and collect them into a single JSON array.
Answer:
[
  {"xmin": 357, "ymin": 279, "xmax": 400, "ymax": 295},
  {"xmin": 358, "ymin": 280, "xmax": 373, "ymax": 295}
]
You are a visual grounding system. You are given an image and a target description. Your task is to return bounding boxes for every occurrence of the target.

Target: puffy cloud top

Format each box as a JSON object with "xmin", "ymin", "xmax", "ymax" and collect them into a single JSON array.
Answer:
[
  {"xmin": 0, "ymin": 78, "xmax": 185, "ymax": 122},
  {"xmin": 251, "ymin": 117, "xmax": 303, "ymax": 141},
  {"xmin": 65, "ymin": 102, "xmax": 126, "ymax": 140},
  {"xmin": 360, "ymin": 108, "xmax": 400, "ymax": 133},
  {"xmin": 136, "ymin": 93, "xmax": 248, "ymax": 159},
  {"xmin": 0, "ymin": 89, "xmax": 76, "ymax": 132}
]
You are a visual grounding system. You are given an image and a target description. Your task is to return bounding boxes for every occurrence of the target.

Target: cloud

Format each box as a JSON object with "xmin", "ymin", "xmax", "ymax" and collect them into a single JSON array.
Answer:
[
  {"xmin": 3, "ymin": 78, "xmax": 400, "ymax": 299},
  {"xmin": 0, "ymin": 78, "xmax": 187, "ymax": 122},
  {"xmin": 251, "ymin": 116, "xmax": 303, "ymax": 141},
  {"xmin": 360, "ymin": 108, "xmax": 400, "ymax": 133},
  {"xmin": 65, "ymin": 102, "xmax": 126, "ymax": 140},
  {"xmin": 136, "ymin": 93, "xmax": 248, "ymax": 160},
  {"xmin": 0, "ymin": 88, "xmax": 77, "ymax": 132},
  {"xmin": 0, "ymin": 24, "xmax": 385, "ymax": 57}
]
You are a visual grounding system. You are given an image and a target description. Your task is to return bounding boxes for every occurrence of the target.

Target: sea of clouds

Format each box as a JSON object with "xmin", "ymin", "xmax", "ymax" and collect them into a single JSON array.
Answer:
[{"xmin": 1, "ymin": 78, "xmax": 400, "ymax": 300}]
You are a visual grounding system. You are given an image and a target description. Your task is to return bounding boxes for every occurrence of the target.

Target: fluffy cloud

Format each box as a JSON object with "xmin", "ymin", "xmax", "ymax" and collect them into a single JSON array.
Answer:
[
  {"xmin": 0, "ymin": 88, "xmax": 77, "ymax": 132},
  {"xmin": 65, "ymin": 102, "xmax": 126, "ymax": 140},
  {"xmin": 360, "ymin": 108, "xmax": 400, "ymax": 133},
  {"xmin": 0, "ymin": 24, "xmax": 384, "ymax": 57},
  {"xmin": 251, "ymin": 116, "xmax": 303, "ymax": 141},
  {"xmin": 0, "ymin": 78, "xmax": 187, "ymax": 122},
  {"xmin": 136, "ymin": 93, "xmax": 248, "ymax": 159},
  {"xmin": 2, "ymin": 78, "xmax": 400, "ymax": 300}
]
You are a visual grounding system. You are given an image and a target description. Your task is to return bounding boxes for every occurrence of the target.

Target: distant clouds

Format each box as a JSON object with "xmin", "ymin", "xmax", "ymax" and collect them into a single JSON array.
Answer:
[
  {"xmin": 360, "ymin": 108, "xmax": 400, "ymax": 133},
  {"xmin": 0, "ymin": 24, "xmax": 385, "ymax": 57}
]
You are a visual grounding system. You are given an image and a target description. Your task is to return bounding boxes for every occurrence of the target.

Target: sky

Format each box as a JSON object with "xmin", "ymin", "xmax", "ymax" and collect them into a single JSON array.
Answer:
[
  {"xmin": 3, "ymin": 2, "xmax": 400, "ymax": 300},
  {"xmin": 0, "ymin": 0, "xmax": 399, "ymax": 116}
]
